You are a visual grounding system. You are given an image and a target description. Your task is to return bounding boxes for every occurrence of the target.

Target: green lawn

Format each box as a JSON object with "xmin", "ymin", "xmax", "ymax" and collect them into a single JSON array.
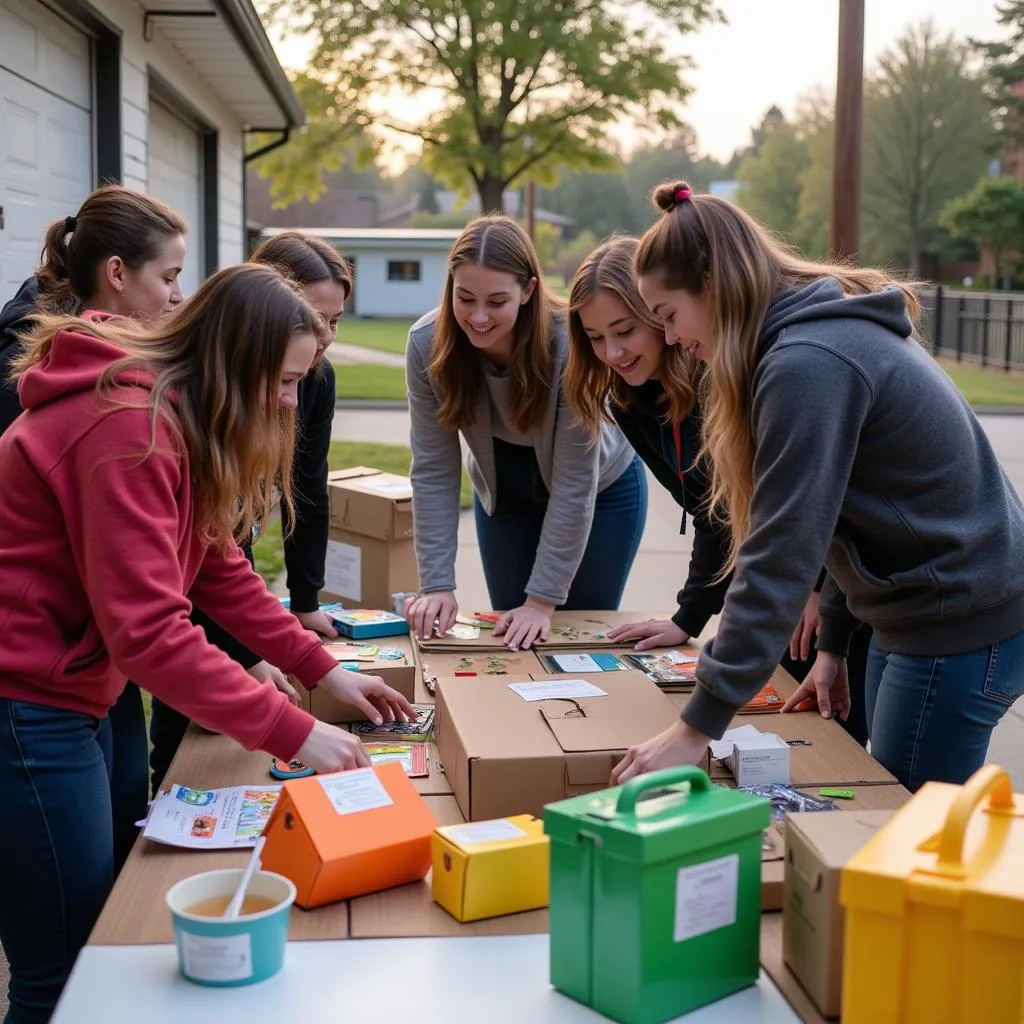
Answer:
[
  {"xmin": 941, "ymin": 363, "xmax": 1024, "ymax": 407},
  {"xmin": 338, "ymin": 319, "xmax": 412, "ymax": 354},
  {"xmin": 252, "ymin": 440, "xmax": 472, "ymax": 584},
  {"xmin": 334, "ymin": 364, "xmax": 408, "ymax": 401}
]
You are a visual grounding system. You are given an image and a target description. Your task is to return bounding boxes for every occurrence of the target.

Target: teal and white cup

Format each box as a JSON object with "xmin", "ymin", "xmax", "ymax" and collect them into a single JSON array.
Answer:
[{"xmin": 165, "ymin": 868, "xmax": 295, "ymax": 987}]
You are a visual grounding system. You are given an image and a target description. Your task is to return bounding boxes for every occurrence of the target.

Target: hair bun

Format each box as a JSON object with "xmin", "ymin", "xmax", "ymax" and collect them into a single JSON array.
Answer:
[{"xmin": 653, "ymin": 181, "xmax": 693, "ymax": 214}]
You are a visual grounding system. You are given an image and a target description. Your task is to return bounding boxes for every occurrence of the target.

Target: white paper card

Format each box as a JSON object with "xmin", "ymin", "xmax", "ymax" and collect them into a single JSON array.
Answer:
[
  {"xmin": 325, "ymin": 539, "xmax": 362, "ymax": 601},
  {"xmin": 665, "ymin": 650, "xmax": 698, "ymax": 665},
  {"xmin": 363, "ymin": 480, "xmax": 410, "ymax": 496},
  {"xmin": 440, "ymin": 820, "xmax": 528, "ymax": 846},
  {"xmin": 319, "ymin": 769, "xmax": 393, "ymax": 816},
  {"xmin": 709, "ymin": 724, "xmax": 762, "ymax": 761},
  {"xmin": 551, "ymin": 653, "xmax": 602, "ymax": 672},
  {"xmin": 181, "ymin": 931, "xmax": 253, "ymax": 982},
  {"xmin": 508, "ymin": 679, "xmax": 608, "ymax": 702},
  {"xmin": 674, "ymin": 853, "xmax": 739, "ymax": 943}
]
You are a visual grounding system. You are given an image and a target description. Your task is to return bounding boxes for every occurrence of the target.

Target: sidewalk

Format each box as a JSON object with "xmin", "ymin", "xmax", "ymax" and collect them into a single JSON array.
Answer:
[
  {"xmin": 327, "ymin": 342, "xmax": 404, "ymax": 368},
  {"xmin": 332, "ymin": 404, "xmax": 1024, "ymax": 788}
]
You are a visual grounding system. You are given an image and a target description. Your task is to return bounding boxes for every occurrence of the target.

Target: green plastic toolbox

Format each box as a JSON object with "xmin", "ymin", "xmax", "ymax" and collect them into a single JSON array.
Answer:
[{"xmin": 543, "ymin": 766, "xmax": 770, "ymax": 1024}]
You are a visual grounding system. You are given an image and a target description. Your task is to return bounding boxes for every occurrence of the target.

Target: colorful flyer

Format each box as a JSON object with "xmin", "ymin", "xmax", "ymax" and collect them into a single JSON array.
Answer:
[{"xmin": 140, "ymin": 784, "xmax": 281, "ymax": 849}]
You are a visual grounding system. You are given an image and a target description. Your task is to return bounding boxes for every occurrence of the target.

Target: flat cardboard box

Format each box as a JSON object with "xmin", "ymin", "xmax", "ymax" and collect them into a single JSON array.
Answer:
[
  {"xmin": 782, "ymin": 809, "xmax": 898, "ymax": 1018},
  {"xmin": 261, "ymin": 761, "xmax": 437, "ymax": 908},
  {"xmin": 323, "ymin": 467, "xmax": 417, "ymax": 608},
  {"xmin": 432, "ymin": 815, "xmax": 549, "ymax": 922},
  {"xmin": 434, "ymin": 671, "xmax": 680, "ymax": 821},
  {"xmin": 310, "ymin": 634, "xmax": 416, "ymax": 722},
  {"xmin": 420, "ymin": 650, "xmax": 546, "ymax": 681}
]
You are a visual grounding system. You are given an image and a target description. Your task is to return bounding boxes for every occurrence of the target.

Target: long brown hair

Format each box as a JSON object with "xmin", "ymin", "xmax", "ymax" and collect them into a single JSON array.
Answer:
[
  {"xmin": 15, "ymin": 265, "xmax": 316, "ymax": 548},
  {"xmin": 565, "ymin": 236, "xmax": 699, "ymax": 433},
  {"xmin": 251, "ymin": 231, "xmax": 353, "ymax": 297},
  {"xmin": 636, "ymin": 180, "xmax": 920, "ymax": 573},
  {"xmin": 36, "ymin": 185, "xmax": 187, "ymax": 314},
  {"xmin": 430, "ymin": 215, "xmax": 563, "ymax": 433}
]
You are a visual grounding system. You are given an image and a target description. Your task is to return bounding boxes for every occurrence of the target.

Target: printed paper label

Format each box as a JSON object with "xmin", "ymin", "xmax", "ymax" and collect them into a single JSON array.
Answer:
[
  {"xmin": 440, "ymin": 820, "xmax": 528, "ymax": 846},
  {"xmin": 181, "ymin": 931, "xmax": 252, "ymax": 982},
  {"xmin": 508, "ymin": 679, "xmax": 608, "ymax": 702},
  {"xmin": 325, "ymin": 540, "xmax": 362, "ymax": 601},
  {"xmin": 363, "ymin": 480, "xmax": 410, "ymax": 496},
  {"xmin": 674, "ymin": 853, "xmax": 739, "ymax": 943},
  {"xmin": 319, "ymin": 768, "xmax": 393, "ymax": 816},
  {"xmin": 551, "ymin": 653, "xmax": 602, "ymax": 672}
]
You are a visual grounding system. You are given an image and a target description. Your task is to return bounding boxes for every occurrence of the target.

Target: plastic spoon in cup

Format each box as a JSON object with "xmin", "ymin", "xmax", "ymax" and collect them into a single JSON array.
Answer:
[{"xmin": 223, "ymin": 837, "xmax": 266, "ymax": 919}]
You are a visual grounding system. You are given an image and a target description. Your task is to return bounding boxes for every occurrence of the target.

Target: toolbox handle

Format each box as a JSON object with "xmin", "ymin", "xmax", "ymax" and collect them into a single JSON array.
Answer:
[
  {"xmin": 615, "ymin": 766, "xmax": 711, "ymax": 817},
  {"xmin": 933, "ymin": 765, "xmax": 1015, "ymax": 878}
]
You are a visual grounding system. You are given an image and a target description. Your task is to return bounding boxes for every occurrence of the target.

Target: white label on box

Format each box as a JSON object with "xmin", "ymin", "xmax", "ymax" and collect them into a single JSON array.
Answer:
[
  {"xmin": 181, "ymin": 931, "xmax": 253, "ymax": 982},
  {"xmin": 551, "ymin": 653, "xmax": 602, "ymax": 672},
  {"xmin": 440, "ymin": 820, "xmax": 528, "ymax": 846},
  {"xmin": 319, "ymin": 768, "xmax": 393, "ymax": 816},
  {"xmin": 709, "ymin": 724, "xmax": 762, "ymax": 761},
  {"xmin": 325, "ymin": 539, "xmax": 362, "ymax": 601},
  {"xmin": 362, "ymin": 480, "xmax": 410, "ymax": 496},
  {"xmin": 508, "ymin": 679, "xmax": 608, "ymax": 702},
  {"xmin": 674, "ymin": 853, "xmax": 739, "ymax": 943}
]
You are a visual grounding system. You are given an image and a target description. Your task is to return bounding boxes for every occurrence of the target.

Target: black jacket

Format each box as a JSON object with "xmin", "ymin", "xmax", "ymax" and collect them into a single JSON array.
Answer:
[
  {"xmin": 0, "ymin": 278, "xmax": 335, "ymax": 668},
  {"xmin": 611, "ymin": 381, "xmax": 732, "ymax": 638}
]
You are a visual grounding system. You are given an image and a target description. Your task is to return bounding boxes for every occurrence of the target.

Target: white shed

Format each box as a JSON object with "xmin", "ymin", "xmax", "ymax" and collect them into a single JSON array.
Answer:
[{"xmin": 261, "ymin": 227, "xmax": 460, "ymax": 318}]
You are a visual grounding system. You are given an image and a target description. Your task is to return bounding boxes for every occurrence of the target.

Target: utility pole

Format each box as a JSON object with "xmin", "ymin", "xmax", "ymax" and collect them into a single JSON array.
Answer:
[{"xmin": 830, "ymin": 0, "xmax": 865, "ymax": 262}]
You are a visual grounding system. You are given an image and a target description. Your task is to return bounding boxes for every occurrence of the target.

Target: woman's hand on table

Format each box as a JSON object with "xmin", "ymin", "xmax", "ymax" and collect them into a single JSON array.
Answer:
[
  {"xmin": 610, "ymin": 721, "xmax": 711, "ymax": 785},
  {"xmin": 406, "ymin": 590, "xmax": 459, "ymax": 642},
  {"xmin": 248, "ymin": 661, "xmax": 300, "ymax": 705},
  {"xmin": 606, "ymin": 618, "xmax": 690, "ymax": 651},
  {"xmin": 494, "ymin": 598, "xmax": 554, "ymax": 650},
  {"xmin": 294, "ymin": 720, "xmax": 371, "ymax": 774},
  {"xmin": 781, "ymin": 651, "xmax": 850, "ymax": 720},
  {"xmin": 318, "ymin": 665, "xmax": 417, "ymax": 725},
  {"xmin": 293, "ymin": 608, "xmax": 339, "ymax": 638}
]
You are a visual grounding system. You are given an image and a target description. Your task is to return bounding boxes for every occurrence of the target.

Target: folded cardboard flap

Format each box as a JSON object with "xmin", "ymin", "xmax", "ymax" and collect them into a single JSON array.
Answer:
[
  {"xmin": 540, "ymin": 708, "xmax": 624, "ymax": 752},
  {"xmin": 327, "ymin": 467, "xmax": 414, "ymax": 541}
]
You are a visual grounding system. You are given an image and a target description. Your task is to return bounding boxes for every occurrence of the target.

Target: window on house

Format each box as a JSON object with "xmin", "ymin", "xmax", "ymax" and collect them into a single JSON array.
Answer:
[{"xmin": 387, "ymin": 260, "xmax": 421, "ymax": 282}]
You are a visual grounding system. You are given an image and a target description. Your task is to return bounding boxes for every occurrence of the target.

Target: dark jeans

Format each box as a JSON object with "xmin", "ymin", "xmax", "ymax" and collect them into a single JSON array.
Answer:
[
  {"xmin": 865, "ymin": 629, "xmax": 1024, "ymax": 792},
  {"xmin": 474, "ymin": 443, "xmax": 647, "ymax": 610},
  {"xmin": 780, "ymin": 625, "xmax": 872, "ymax": 747},
  {"xmin": 106, "ymin": 683, "xmax": 149, "ymax": 873},
  {"xmin": 0, "ymin": 700, "xmax": 114, "ymax": 1024},
  {"xmin": 148, "ymin": 698, "xmax": 191, "ymax": 795}
]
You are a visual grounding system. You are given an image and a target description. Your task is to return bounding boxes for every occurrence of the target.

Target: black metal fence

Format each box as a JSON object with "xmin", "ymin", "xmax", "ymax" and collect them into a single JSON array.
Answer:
[{"xmin": 919, "ymin": 286, "xmax": 1024, "ymax": 371}]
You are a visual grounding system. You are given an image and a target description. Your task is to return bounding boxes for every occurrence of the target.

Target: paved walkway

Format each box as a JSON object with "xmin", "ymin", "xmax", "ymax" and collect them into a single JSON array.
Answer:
[
  {"xmin": 332, "ymin": 405, "xmax": 1024, "ymax": 787},
  {"xmin": 327, "ymin": 342, "xmax": 405, "ymax": 368}
]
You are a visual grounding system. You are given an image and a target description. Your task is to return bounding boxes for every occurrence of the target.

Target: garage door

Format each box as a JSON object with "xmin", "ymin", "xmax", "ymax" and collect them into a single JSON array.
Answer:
[
  {"xmin": 0, "ymin": 0, "xmax": 93, "ymax": 298},
  {"xmin": 148, "ymin": 98, "xmax": 202, "ymax": 296}
]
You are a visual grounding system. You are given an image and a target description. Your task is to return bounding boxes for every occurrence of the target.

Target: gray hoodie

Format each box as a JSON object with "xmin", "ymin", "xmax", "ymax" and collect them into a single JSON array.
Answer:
[{"xmin": 684, "ymin": 277, "xmax": 1024, "ymax": 740}]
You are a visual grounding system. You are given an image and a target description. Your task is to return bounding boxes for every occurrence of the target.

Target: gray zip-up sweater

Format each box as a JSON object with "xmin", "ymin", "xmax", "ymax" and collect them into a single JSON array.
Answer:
[
  {"xmin": 406, "ymin": 309, "xmax": 635, "ymax": 606},
  {"xmin": 685, "ymin": 278, "xmax": 1024, "ymax": 740}
]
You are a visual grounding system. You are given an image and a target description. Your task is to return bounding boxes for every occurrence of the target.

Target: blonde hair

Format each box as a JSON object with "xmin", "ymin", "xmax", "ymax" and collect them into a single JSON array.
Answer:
[
  {"xmin": 14, "ymin": 264, "xmax": 316, "ymax": 548},
  {"xmin": 636, "ymin": 181, "xmax": 920, "ymax": 573},
  {"xmin": 565, "ymin": 236, "xmax": 699, "ymax": 433},
  {"xmin": 430, "ymin": 215, "xmax": 564, "ymax": 433}
]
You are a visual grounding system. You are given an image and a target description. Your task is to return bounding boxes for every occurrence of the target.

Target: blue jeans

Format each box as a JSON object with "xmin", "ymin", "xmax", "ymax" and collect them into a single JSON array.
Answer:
[
  {"xmin": 0, "ymin": 700, "xmax": 114, "ymax": 1024},
  {"xmin": 474, "ymin": 443, "xmax": 647, "ymax": 610},
  {"xmin": 865, "ymin": 630, "xmax": 1024, "ymax": 792}
]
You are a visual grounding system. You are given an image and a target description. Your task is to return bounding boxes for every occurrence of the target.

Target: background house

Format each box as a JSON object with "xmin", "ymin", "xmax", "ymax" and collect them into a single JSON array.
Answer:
[
  {"xmin": 0, "ymin": 0, "xmax": 303, "ymax": 299},
  {"xmin": 261, "ymin": 226, "xmax": 461, "ymax": 318}
]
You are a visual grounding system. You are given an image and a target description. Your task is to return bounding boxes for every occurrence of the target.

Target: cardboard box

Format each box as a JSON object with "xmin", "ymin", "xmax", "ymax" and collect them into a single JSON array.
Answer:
[
  {"xmin": 434, "ymin": 671, "xmax": 680, "ymax": 821},
  {"xmin": 728, "ymin": 731, "xmax": 791, "ymax": 787},
  {"xmin": 261, "ymin": 761, "xmax": 437, "ymax": 908},
  {"xmin": 309, "ymin": 635, "xmax": 416, "ymax": 723},
  {"xmin": 431, "ymin": 815, "xmax": 550, "ymax": 922},
  {"xmin": 783, "ymin": 810, "xmax": 897, "ymax": 1018},
  {"xmin": 323, "ymin": 467, "xmax": 417, "ymax": 608},
  {"xmin": 420, "ymin": 650, "xmax": 546, "ymax": 681}
]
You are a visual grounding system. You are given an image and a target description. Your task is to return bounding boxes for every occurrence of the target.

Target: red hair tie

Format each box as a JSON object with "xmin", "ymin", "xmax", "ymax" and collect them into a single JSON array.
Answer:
[{"xmin": 675, "ymin": 187, "xmax": 692, "ymax": 204}]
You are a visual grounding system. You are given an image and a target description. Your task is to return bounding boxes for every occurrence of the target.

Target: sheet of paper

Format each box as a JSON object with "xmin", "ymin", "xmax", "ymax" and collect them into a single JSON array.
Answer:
[
  {"xmin": 319, "ymin": 768, "xmax": 394, "ymax": 816},
  {"xmin": 709, "ymin": 724, "xmax": 762, "ymax": 761},
  {"xmin": 508, "ymin": 678, "xmax": 609, "ymax": 702},
  {"xmin": 141, "ymin": 785, "xmax": 280, "ymax": 849},
  {"xmin": 674, "ymin": 853, "xmax": 739, "ymax": 943},
  {"xmin": 550, "ymin": 653, "xmax": 603, "ymax": 673},
  {"xmin": 440, "ymin": 820, "xmax": 528, "ymax": 846},
  {"xmin": 324, "ymin": 539, "xmax": 361, "ymax": 601},
  {"xmin": 664, "ymin": 650, "xmax": 699, "ymax": 665}
]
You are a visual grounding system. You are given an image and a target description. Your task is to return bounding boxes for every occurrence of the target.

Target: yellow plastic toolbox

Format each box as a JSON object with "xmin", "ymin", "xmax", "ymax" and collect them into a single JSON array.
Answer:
[{"xmin": 840, "ymin": 765, "xmax": 1024, "ymax": 1023}]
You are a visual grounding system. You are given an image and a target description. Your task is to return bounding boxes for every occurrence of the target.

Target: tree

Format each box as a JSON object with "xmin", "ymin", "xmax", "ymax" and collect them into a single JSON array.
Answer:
[
  {"xmin": 537, "ymin": 167, "xmax": 637, "ymax": 240},
  {"xmin": 973, "ymin": 1, "xmax": 1024, "ymax": 139},
  {"xmin": 941, "ymin": 175, "xmax": 1024, "ymax": 287},
  {"xmin": 735, "ymin": 120, "xmax": 809, "ymax": 241},
  {"xmin": 259, "ymin": 0, "xmax": 721, "ymax": 213},
  {"xmin": 861, "ymin": 20, "xmax": 996, "ymax": 276},
  {"xmin": 555, "ymin": 230, "xmax": 599, "ymax": 285}
]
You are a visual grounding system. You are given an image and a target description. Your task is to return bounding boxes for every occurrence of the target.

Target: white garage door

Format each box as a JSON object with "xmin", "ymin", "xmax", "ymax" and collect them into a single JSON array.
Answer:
[
  {"xmin": 0, "ymin": 0, "xmax": 92, "ymax": 298},
  {"xmin": 148, "ymin": 98, "xmax": 202, "ymax": 297}
]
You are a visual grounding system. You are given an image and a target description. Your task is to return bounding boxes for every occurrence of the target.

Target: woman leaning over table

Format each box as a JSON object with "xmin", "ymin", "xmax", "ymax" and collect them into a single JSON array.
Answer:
[
  {"xmin": 563, "ymin": 235, "xmax": 872, "ymax": 746},
  {"xmin": 404, "ymin": 215, "xmax": 647, "ymax": 651},
  {"xmin": 0, "ymin": 264, "xmax": 413, "ymax": 1024},
  {"xmin": 611, "ymin": 181, "xmax": 1024, "ymax": 793}
]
